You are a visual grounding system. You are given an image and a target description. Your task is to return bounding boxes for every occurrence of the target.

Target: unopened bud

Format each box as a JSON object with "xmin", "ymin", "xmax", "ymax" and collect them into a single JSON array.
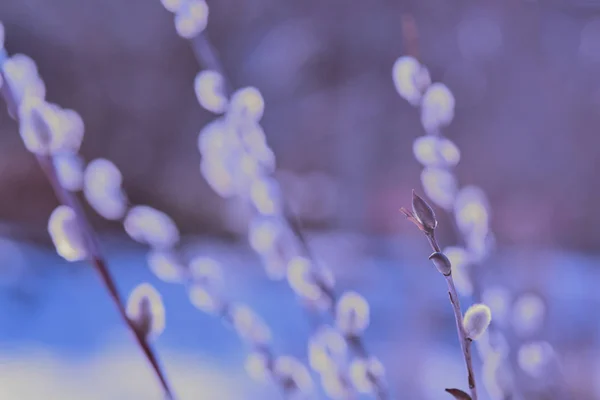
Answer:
[
  {"xmin": 429, "ymin": 252, "xmax": 451, "ymax": 276},
  {"xmin": 463, "ymin": 303, "xmax": 492, "ymax": 341},
  {"xmin": 412, "ymin": 190, "xmax": 437, "ymax": 232}
]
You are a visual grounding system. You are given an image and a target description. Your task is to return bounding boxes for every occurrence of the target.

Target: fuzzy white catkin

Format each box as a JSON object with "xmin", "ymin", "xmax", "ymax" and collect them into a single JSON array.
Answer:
[
  {"xmin": 349, "ymin": 357, "xmax": 385, "ymax": 394},
  {"xmin": 287, "ymin": 256, "xmax": 321, "ymax": 301},
  {"xmin": 308, "ymin": 325, "xmax": 348, "ymax": 374},
  {"xmin": 85, "ymin": 158, "xmax": 120, "ymax": 187},
  {"xmin": 87, "ymin": 191, "xmax": 127, "ymax": 221},
  {"xmin": 18, "ymin": 97, "xmax": 59, "ymax": 154},
  {"xmin": 517, "ymin": 341, "xmax": 554, "ymax": 378},
  {"xmin": 240, "ymin": 122, "xmax": 276, "ymax": 170},
  {"xmin": 392, "ymin": 56, "xmax": 431, "ymax": 105},
  {"xmin": 126, "ymin": 283, "xmax": 166, "ymax": 340},
  {"xmin": 174, "ymin": 0, "xmax": 209, "ymax": 39},
  {"xmin": 250, "ymin": 176, "xmax": 282, "ymax": 216},
  {"xmin": 123, "ymin": 206, "xmax": 180, "ymax": 249},
  {"xmin": 249, "ymin": 217, "xmax": 298, "ymax": 280},
  {"xmin": 197, "ymin": 118, "xmax": 229, "ymax": 155},
  {"xmin": 147, "ymin": 250, "xmax": 186, "ymax": 283},
  {"xmin": 188, "ymin": 284, "xmax": 222, "ymax": 314},
  {"xmin": 200, "ymin": 158, "xmax": 236, "ymax": 198},
  {"xmin": 321, "ymin": 371, "xmax": 351, "ymax": 400},
  {"xmin": 188, "ymin": 256, "xmax": 223, "ymax": 288},
  {"xmin": 421, "ymin": 166, "xmax": 457, "ymax": 210},
  {"xmin": 248, "ymin": 216, "xmax": 281, "ymax": 254},
  {"xmin": 273, "ymin": 356, "xmax": 314, "ymax": 394},
  {"xmin": 228, "ymin": 86, "xmax": 265, "ymax": 122},
  {"xmin": 53, "ymin": 153, "xmax": 84, "ymax": 191},
  {"xmin": 511, "ymin": 293, "xmax": 545, "ymax": 337},
  {"xmin": 20, "ymin": 104, "xmax": 86, "ymax": 156},
  {"xmin": 48, "ymin": 205, "xmax": 87, "ymax": 261},
  {"xmin": 229, "ymin": 303, "xmax": 272, "ymax": 345},
  {"xmin": 19, "ymin": 100, "xmax": 84, "ymax": 155},
  {"xmin": 454, "ymin": 185, "xmax": 490, "ymax": 237},
  {"xmin": 4, "ymin": 54, "xmax": 45, "ymax": 104},
  {"xmin": 187, "ymin": 257, "xmax": 225, "ymax": 313},
  {"xmin": 463, "ymin": 303, "xmax": 492, "ymax": 340},
  {"xmin": 83, "ymin": 158, "xmax": 127, "ymax": 220},
  {"xmin": 5, "ymin": 54, "xmax": 38, "ymax": 83},
  {"xmin": 245, "ymin": 351, "xmax": 271, "ymax": 383},
  {"xmin": 261, "ymin": 250, "xmax": 289, "ymax": 281},
  {"xmin": 335, "ymin": 291, "xmax": 370, "ymax": 336},
  {"xmin": 412, "ymin": 136, "xmax": 461, "ymax": 168},
  {"xmin": 420, "ymin": 83, "xmax": 456, "ymax": 133},
  {"xmin": 194, "ymin": 70, "xmax": 228, "ymax": 113},
  {"xmin": 54, "ymin": 109, "xmax": 85, "ymax": 152},
  {"xmin": 160, "ymin": 0, "xmax": 184, "ymax": 13}
]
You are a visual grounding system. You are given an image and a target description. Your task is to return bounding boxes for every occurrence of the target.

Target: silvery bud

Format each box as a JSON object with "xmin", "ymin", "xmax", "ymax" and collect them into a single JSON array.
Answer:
[
  {"xmin": 412, "ymin": 190, "xmax": 437, "ymax": 232},
  {"xmin": 429, "ymin": 252, "xmax": 452, "ymax": 276}
]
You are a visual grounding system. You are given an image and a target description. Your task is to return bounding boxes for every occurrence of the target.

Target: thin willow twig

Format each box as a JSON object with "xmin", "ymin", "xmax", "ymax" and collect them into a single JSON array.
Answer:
[
  {"xmin": 0, "ymin": 52, "xmax": 175, "ymax": 400},
  {"xmin": 402, "ymin": 200, "xmax": 478, "ymax": 400},
  {"xmin": 428, "ymin": 231, "xmax": 477, "ymax": 398}
]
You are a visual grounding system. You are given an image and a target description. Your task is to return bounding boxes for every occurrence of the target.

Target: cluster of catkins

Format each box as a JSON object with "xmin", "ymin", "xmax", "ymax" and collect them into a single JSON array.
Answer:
[
  {"xmin": 159, "ymin": 1, "xmax": 390, "ymax": 398},
  {"xmin": 392, "ymin": 54, "xmax": 556, "ymax": 398},
  {"xmin": 0, "ymin": 5, "xmax": 558, "ymax": 398},
  {"xmin": 0, "ymin": 18, "xmax": 312, "ymax": 399},
  {"xmin": 0, "ymin": 4, "xmax": 388, "ymax": 399}
]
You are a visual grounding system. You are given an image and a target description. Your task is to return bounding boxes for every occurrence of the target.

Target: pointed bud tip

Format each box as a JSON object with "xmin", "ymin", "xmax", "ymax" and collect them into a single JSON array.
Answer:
[{"xmin": 411, "ymin": 190, "xmax": 437, "ymax": 232}]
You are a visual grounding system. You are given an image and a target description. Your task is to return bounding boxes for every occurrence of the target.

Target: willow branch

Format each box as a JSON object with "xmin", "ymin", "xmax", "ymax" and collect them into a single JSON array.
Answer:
[
  {"xmin": 187, "ymin": 32, "xmax": 389, "ymax": 400},
  {"xmin": 425, "ymin": 231, "xmax": 478, "ymax": 399},
  {"xmin": 402, "ymin": 196, "xmax": 478, "ymax": 400},
  {"xmin": 0, "ymin": 53, "xmax": 174, "ymax": 400}
]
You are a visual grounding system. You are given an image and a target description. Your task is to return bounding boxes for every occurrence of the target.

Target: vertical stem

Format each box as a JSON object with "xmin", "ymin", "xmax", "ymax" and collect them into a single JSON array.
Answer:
[
  {"xmin": 427, "ymin": 232, "xmax": 478, "ymax": 400},
  {"xmin": 446, "ymin": 275, "xmax": 477, "ymax": 400}
]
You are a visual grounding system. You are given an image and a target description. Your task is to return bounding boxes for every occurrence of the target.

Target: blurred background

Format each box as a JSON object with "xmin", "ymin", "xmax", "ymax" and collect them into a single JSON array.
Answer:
[{"xmin": 0, "ymin": 0, "xmax": 600, "ymax": 399}]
